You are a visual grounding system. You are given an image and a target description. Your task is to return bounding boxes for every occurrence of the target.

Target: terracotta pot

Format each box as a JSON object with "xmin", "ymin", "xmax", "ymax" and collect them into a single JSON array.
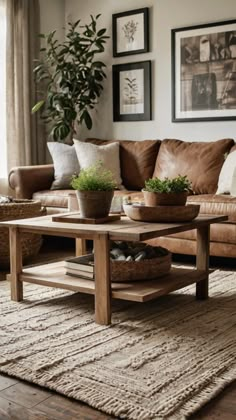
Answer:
[
  {"xmin": 76, "ymin": 190, "xmax": 114, "ymax": 218},
  {"xmin": 142, "ymin": 190, "xmax": 188, "ymax": 206}
]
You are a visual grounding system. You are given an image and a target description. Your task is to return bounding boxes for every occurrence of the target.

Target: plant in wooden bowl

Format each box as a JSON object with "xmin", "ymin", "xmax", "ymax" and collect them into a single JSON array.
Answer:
[
  {"xmin": 143, "ymin": 175, "xmax": 192, "ymax": 206},
  {"xmin": 71, "ymin": 161, "xmax": 117, "ymax": 218}
]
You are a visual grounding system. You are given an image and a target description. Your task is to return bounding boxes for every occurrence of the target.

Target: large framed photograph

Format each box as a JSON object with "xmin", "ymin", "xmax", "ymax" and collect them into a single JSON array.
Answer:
[
  {"xmin": 112, "ymin": 61, "xmax": 152, "ymax": 122},
  {"xmin": 172, "ymin": 20, "xmax": 236, "ymax": 122},
  {"xmin": 112, "ymin": 8, "xmax": 149, "ymax": 57}
]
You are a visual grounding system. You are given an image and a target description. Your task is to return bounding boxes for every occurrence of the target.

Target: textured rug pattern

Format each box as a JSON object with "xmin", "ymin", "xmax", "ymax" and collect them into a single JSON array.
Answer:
[{"xmin": 0, "ymin": 269, "xmax": 235, "ymax": 419}]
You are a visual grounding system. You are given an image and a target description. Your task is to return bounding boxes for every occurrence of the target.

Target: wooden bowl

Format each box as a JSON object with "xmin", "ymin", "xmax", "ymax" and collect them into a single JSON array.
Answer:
[
  {"xmin": 142, "ymin": 190, "xmax": 188, "ymax": 206},
  {"xmin": 123, "ymin": 204, "xmax": 200, "ymax": 223}
]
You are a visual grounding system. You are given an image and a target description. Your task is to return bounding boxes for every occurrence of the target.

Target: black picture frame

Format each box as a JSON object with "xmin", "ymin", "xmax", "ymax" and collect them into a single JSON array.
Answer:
[
  {"xmin": 112, "ymin": 61, "xmax": 152, "ymax": 122},
  {"xmin": 172, "ymin": 19, "xmax": 236, "ymax": 122},
  {"xmin": 112, "ymin": 8, "xmax": 149, "ymax": 57}
]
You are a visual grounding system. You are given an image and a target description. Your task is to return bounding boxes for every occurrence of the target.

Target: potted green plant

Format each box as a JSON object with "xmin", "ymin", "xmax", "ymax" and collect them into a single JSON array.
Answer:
[
  {"xmin": 71, "ymin": 161, "xmax": 117, "ymax": 218},
  {"xmin": 32, "ymin": 15, "xmax": 109, "ymax": 142},
  {"xmin": 143, "ymin": 175, "xmax": 192, "ymax": 206}
]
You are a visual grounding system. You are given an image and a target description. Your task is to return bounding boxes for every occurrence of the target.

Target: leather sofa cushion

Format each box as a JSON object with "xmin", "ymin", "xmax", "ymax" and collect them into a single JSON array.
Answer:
[
  {"xmin": 187, "ymin": 194, "xmax": 236, "ymax": 222},
  {"xmin": 33, "ymin": 189, "xmax": 73, "ymax": 208},
  {"xmin": 86, "ymin": 139, "xmax": 161, "ymax": 190},
  {"xmin": 120, "ymin": 140, "xmax": 161, "ymax": 190},
  {"xmin": 147, "ymin": 237, "xmax": 236, "ymax": 258},
  {"xmin": 166, "ymin": 222, "xmax": 236, "ymax": 244},
  {"xmin": 153, "ymin": 138, "xmax": 234, "ymax": 194}
]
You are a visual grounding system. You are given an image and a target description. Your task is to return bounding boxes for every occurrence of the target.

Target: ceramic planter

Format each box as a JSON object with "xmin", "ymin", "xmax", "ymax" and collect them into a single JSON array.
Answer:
[
  {"xmin": 76, "ymin": 190, "xmax": 114, "ymax": 218},
  {"xmin": 142, "ymin": 190, "xmax": 188, "ymax": 206}
]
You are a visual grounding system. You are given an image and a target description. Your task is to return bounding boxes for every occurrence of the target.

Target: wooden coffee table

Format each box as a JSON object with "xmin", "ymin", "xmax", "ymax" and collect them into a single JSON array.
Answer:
[{"xmin": 0, "ymin": 213, "xmax": 227, "ymax": 325}]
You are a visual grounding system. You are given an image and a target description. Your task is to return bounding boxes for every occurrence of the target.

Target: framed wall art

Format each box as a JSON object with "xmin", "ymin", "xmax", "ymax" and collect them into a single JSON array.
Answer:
[
  {"xmin": 112, "ymin": 61, "xmax": 152, "ymax": 122},
  {"xmin": 172, "ymin": 19, "xmax": 236, "ymax": 122},
  {"xmin": 112, "ymin": 8, "xmax": 149, "ymax": 57}
]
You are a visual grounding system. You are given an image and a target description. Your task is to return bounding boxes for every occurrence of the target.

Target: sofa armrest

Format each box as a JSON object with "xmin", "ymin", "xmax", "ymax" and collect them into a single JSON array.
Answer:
[{"xmin": 8, "ymin": 164, "xmax": 54, "ymax": 199}]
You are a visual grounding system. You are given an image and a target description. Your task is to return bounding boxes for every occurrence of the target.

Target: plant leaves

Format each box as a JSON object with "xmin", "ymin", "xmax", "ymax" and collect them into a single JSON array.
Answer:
[
  {"xmin": 92, "ymin": 61, "xmax": 106, "ymax": 68},
  {"xmin": 31, "ymin": 100, "xmax": 45, "ymax": 113},
  {"xmin": 82, "ymin": 110, "xmax": 92, "ymax": 129},
  {"xmin": 97, "ymin": 28, "xmax": 106, "ymax": 37},
  {"xmin": 33, "ymin": 14, "xmax": 109, "ymax": 140}
]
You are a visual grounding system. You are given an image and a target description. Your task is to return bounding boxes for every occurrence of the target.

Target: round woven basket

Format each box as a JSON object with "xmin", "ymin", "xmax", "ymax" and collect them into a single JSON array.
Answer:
[
  {"xmin": 111, "ymin": 251, "xmax": 172, "ymax": 282},
  {"xmin": 0, "ymin": 199, "xmax": 44, "ymax": 267}
]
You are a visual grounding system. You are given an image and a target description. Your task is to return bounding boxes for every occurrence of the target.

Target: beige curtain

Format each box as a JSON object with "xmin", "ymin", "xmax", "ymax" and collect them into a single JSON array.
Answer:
[{"xmin": 6, "ymin": 0, "xmax": 46, "ymax": 171}]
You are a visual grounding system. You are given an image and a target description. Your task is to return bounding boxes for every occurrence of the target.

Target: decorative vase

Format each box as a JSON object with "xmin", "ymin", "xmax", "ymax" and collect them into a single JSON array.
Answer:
[
  {"xmin": 142, "ymin": 190, "xmax": 188, "ymax": 206},
  {"xmin": 76, "ymin": 190, "xmax": 114, "ymax": 218}
]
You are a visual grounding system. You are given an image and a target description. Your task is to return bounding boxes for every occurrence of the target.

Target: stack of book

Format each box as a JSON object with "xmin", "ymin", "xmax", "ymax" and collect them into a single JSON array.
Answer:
[{"xmin": 65, "ymin": 254, "xmax": 94, "ymax": 279}]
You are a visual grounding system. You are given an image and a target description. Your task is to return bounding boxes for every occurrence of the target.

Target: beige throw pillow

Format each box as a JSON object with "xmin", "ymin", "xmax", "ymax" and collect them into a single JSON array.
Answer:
[
  {"xmin": 231, "ymin": 166, "xmax": 236, "ymax": 196},
  {"xmin": 216, "ymin": 150, "xmax": 236, "ymax": 194},
  {"xmin": 73, "ymin": 140, "xmax": 123, "ymax": 188},
  {"xmin": 47, "ymin": 142, "xmax": 80, "ymax": 190}
]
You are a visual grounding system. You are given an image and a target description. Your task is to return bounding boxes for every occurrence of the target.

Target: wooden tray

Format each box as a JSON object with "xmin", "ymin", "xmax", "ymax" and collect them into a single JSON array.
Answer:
[
  {"xmin": 123, "ymin": 204, "xmax": 200, "ymax": 223},
  {"xmin": 52, "ymin": 212, "xmax": 121, "ymax": 224}
]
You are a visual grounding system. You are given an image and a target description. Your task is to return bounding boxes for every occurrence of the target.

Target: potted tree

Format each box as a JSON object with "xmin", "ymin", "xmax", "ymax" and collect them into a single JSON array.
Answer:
[
  {"xmin": 32, "ymin": 15, "xmax": 109, "ymax": 142},
  {"xmin": 143, "ymin": 175, "xmax": 192, "ymax": 206},
  {"xmin": 71, "ymin": 161, "xmax": 117, "ymax": 218}
]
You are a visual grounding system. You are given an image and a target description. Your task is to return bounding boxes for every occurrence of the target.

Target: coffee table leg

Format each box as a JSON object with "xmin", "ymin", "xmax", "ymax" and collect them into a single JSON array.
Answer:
[
  {"xmin": 94, "ymin": 233, "xmax": 111, "ymax": 325},
  {"xmin": 9, "ymin": 227, "xmax": 23, "ymax": 301},
  {"xmin": 196, "ymin": 225, "xmax": 210, "ymax": 299},
  {"xmin": 75, "ymin": 238, "xmax": 87, "ymax": 256}
]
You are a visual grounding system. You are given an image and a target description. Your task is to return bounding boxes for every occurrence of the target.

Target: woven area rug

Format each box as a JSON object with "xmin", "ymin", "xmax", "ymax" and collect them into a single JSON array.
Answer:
[{"xmin": 0, "ymin": 269, "xmax": 235, "ymax": 420}]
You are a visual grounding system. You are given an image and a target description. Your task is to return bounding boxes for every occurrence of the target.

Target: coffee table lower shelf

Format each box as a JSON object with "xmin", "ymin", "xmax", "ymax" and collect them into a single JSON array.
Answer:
[{"xmin": 19, "ymin": 261, "xmax": 207, "ymax": 303}]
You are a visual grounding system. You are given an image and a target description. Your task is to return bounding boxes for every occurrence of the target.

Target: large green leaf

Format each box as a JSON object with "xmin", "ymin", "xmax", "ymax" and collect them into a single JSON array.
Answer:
[
  {"xmin": 92, "ymin": 61, "xmax": 106, "ymax": 68},
  {"xmin": 31, "ymin": 100, "xmax": 45, "ymax": 113},
  {"xmin": 97, "ymin": 28, "xmax": 106, "ymax": 37},
  {"xmin": 33, "ymin": 64, "xmax": 44, "ymax": 74},
  {"xmin": 82, "ymin": 110, "xmax": 92, "ymax": 129}
]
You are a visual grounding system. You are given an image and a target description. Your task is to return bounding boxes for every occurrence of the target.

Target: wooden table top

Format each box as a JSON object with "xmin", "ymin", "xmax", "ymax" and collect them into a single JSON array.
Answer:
[{"xmin": 0, "ymin": 213, "xmax": 228, "ymax": 241}]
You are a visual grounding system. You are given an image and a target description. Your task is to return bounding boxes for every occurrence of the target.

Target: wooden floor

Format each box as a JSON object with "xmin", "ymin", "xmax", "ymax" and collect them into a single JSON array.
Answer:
[{"xmin": 0, "ymin": 236, "xmax": 235, "ymax": 419}]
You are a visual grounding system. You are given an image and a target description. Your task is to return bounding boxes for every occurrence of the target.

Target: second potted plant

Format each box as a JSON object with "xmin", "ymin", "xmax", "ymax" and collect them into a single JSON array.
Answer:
[
  {"xmin": 143, "ymin": 175, "xmax": 192, "ymax": 206},
  {"xmin": 71, "ymin": 161, "xmax": 117, "ymax": 218}
]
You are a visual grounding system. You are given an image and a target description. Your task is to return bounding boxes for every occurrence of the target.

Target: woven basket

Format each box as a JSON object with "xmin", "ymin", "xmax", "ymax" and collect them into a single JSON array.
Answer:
[
  {"xmin": 111, "ymin": 251, "xmax": 172, "ymax": 282},
  {"xmin": 0, "ymin": 199, "xmax": 44, "ymax": 267}
]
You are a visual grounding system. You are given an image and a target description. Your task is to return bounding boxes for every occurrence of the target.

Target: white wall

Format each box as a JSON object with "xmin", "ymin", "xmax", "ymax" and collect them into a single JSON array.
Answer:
[
  {"xmin": 40, "ymin": 0, "xmax": 65, "ymax": 41},
  {"xmin": 65, "ymin": 0, "xmax": 236, "ymax": 142}
]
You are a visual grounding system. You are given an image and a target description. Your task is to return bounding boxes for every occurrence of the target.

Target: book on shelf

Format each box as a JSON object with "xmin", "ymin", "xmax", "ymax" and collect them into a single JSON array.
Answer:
[
  {"xmin": 66, "ymin": 268, "xmax": 94, "ymax": 279},
  {"xmin": 65, "ymin": 254, "xmax": 94, "ymax": 273}
]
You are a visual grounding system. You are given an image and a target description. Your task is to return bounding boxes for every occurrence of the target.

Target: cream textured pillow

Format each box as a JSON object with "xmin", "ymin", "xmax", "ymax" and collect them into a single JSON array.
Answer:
[
  {"xmin": 47, "ymin": 142, "xmax": 80, "ymax": 190},
  {"xmin": 216, "ymin": 150, "xmax": 236, "ymax": 194},
  {"xmin": 73, "ymin": 140, "xmax": 123, "ymax": 188},
  {"xmin": 230, "ymin": 166, "xmax": 236, "ymax": 196}
]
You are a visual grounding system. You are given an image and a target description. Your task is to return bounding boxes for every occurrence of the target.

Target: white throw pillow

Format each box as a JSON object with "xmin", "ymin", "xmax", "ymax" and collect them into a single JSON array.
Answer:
[
  {"xmin": 216, "ymin": 150, "xmax": 236, "ymax": 194},
  {"xmin": 230, "ymin": 166, "xmax": 236, "ymax": 196},
  {"xmin": 47, "ymin": 142, "xmax": 80, "ymax": 190},
  {"xmin": 73, "ymin": 140, "xmax": 123, "ymax": 188}
]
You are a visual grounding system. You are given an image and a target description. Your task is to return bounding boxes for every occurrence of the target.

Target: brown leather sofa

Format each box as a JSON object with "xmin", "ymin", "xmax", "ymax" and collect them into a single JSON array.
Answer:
[{"xmin": 8, "ymin": 137, "xmax": 236, "ymax": 258}]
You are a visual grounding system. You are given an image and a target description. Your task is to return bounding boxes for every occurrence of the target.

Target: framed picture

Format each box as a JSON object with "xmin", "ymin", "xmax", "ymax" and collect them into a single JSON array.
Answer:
[
  {"xmin": 112, "ymin": 8, "xmax": 149, "ymax": 57},
  {"xmin": 172, "ymin": 19, "xmax": 236, "ymax": 122},
  {"xmin": 112, "ymin": 61, "xmax": 152, "ymax": 122}
]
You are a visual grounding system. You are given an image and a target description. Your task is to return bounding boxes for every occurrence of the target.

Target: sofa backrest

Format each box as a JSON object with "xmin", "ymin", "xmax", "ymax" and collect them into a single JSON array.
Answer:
[
  {"xmin": 86, "ymin": 138, "xmax": 161, "ymax": 190},
  {"xmin": 152, "ymin": 138, "xmax": 235, "ymax": 194}
]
